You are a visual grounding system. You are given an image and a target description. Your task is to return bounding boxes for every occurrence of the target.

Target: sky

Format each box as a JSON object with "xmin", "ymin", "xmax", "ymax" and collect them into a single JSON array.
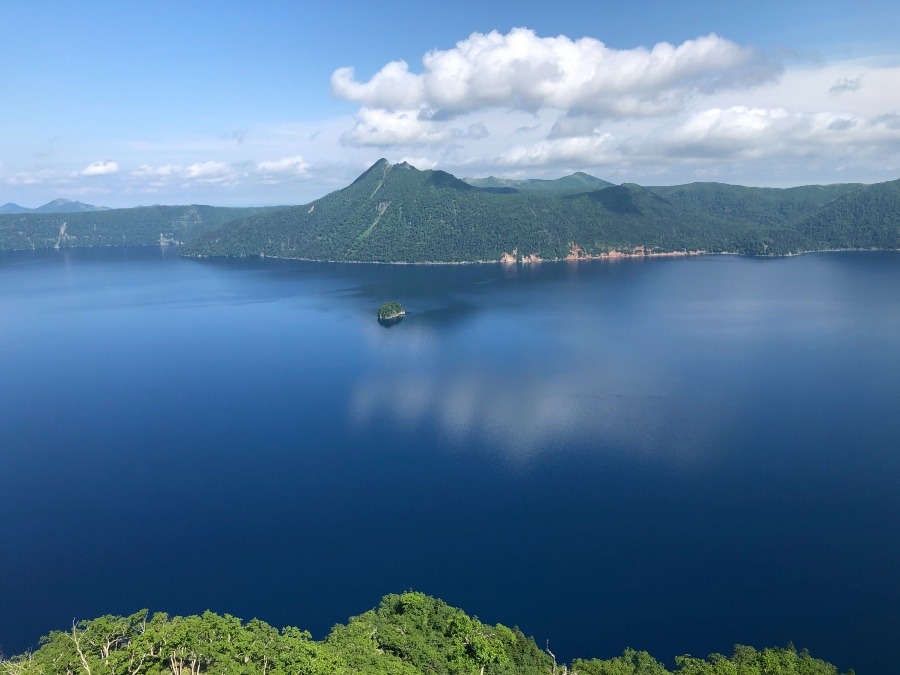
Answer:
[{"xmin": 1, "ymin": 0, "xmax": 899, "ymax": 208}]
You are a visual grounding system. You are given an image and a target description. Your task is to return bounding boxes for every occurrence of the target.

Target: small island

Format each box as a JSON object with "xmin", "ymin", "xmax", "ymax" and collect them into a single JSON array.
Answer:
[{"xmin": 378, "ymin": 300, "xmax": 405, "ymax": 320}]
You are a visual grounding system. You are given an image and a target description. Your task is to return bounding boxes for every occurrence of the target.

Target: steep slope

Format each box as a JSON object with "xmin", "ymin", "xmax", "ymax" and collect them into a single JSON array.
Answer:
[
  {"xmin": 793, "ymin": 178, "xmax": 900, "ymax": 250},
  {"xmin": 648, "ymin": 182, "xmax": 865, "ymax": 229},
  {"xmin": 184, "ymin": 160, "xmax": 723, "ymax": 262},
  {"xmin": 185, "ymin": 161, "xmax": 900, "ymax": 262}
]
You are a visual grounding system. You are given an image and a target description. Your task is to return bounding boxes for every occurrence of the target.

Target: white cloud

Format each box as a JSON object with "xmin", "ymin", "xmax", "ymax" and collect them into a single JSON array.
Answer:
[
  {"xmin": 183, "ymin": 161, "xmax": 233, "ymax": 181},
  {"xmin": 324, "ymin": 30, "xmax": 900, "ymax": 185},
  {"xmin": 499, "ymin": 134, "xmax": 617, "ymax": 167},
  {"xmin": 81, "ymin": 160, "xmax": 120, "ymax": 176},
  {"xmin": 399, "ymin": 156, "xmax": 438, "ymax": 170},
  {"xmin": 494, "ymin": 104, "xmax": 900, "ymax": 175},
  {"xmin": 131, "ymin": 164, "xmax": 181, "ymax": 178},
  {"xmin": 341, "ymin": 108, "xmax": 454, "ymax": 147},
  {"xmin": 333, "ymin": 28, "xmax": 776, "ymax": 119},
  {"xmin": 127, "ymin": 161, "xmax": 240, "ymax": 190},
  {"xmin": 6, "ymin": 168, "xmax": 64, "ymax": 185},
  {"xmin": 332, "ymin": 60, "xmax": 425, "ymax": 109},
  {"xmin": 650, "ymin": 107, "xmax": 900, "ymax": 160},
  {"xmin": 257, "ymin": 155, "xmax": 311, "ymax": 178}
]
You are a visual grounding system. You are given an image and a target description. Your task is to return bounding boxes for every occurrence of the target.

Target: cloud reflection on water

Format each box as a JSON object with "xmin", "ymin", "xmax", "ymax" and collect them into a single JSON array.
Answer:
[{"xmin": 348, "ymin": 366, "xmax": 707, "ymax": 465}]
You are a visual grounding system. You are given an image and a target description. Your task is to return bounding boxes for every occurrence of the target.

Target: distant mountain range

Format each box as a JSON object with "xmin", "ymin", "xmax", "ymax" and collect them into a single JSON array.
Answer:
[
  {"xmin": 0, "ymin": 205, "xmax": 279, "ymax": 250},
  {"xmin": 462, "ymin": 172, "xmax": 614, "ymax": 193},
  {"xmin": 181, "ymin": 159, "xmax": 899, "ymax": 262},
  {"xmin": 2, "ymin": 162, "xmax": 898, "ymax": 259},
  {"xmin": 0, "ymin": 198, "xmax": 109, "ymax": 214}
]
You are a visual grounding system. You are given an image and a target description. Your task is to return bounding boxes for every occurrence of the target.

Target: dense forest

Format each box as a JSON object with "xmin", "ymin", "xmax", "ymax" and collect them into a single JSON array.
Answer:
[
  {"xmin": 2, "ymin": 161, "xmax": 898, "ymax": 261},
  {"xmin": 0, "ymin": 592, "xmax": 853, "ymax": 675},
  {"xmin": 182, "ymin": 160, "xmax": 899, "ymax": 262},
  {"xmin": 0, "ymin": 205, "xmax": 278, "ymax": 251}
]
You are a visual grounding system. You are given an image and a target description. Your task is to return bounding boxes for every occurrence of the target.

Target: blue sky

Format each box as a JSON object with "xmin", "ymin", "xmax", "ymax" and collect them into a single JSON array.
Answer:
[{"xmin": 2, "ymin": 0, "xmax": 899, "ymax": 207}]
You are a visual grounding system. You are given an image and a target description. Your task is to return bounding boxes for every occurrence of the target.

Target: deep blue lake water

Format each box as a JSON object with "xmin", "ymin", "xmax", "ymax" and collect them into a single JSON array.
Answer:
[{"xmin": 1, "ymin": 247, "xmax": 898, "ymax": 673}]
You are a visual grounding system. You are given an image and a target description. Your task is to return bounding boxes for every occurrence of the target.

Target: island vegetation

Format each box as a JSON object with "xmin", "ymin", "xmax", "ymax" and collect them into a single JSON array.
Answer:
[
  {"xmin": 0, "ymin": 592, "xmax": 853, "ymax": 675},
  {"xmin": 378, "ymin": 301, "xmax": 405, "ymax": 321}
]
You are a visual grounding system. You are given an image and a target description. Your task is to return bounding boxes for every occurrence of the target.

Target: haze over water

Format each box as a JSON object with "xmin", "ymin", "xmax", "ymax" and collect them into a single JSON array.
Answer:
[{"xmin": 1, "ymin": 248, "xmax": 898, "ymax": 673}]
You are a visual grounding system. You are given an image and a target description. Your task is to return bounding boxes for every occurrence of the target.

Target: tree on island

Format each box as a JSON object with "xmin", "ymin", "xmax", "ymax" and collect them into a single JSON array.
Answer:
[{"xmin": 378, "ymin": 301, "xmax": 405, "ymax": 320}]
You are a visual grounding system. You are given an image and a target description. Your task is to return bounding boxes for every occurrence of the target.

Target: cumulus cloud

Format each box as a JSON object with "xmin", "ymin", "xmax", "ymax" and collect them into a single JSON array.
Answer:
[
  {"xmin": 183, "ymin": 161, "xmax": 233, "ymax": 181},
  {"xmin": 499, "ymin": 134, "xmax": 616, "ymax": 167},
  {"xmin": 333, "ymin": 28, "xmax": 777, "ymax": 119},
  {"xmin": 81, "ymin": 160, "xmax": 119, "ymax": 176},
  {"xmin": 257, "ymin": 155, "xmax": 311, "ymax": 178},
  {"xmin": 651, "ymin": 107, "xmax": 900, "ymax": 159},
  {"xmin": 128, "ymin": 161, "xmax": 240, "ymax": 190},
  {"xmin": 341, "ymin": 108, "xmax": 455, "ymax": 146},
  {"xmin": 496, "ymin": 105, "xmax": 900, "ymax": 172}
]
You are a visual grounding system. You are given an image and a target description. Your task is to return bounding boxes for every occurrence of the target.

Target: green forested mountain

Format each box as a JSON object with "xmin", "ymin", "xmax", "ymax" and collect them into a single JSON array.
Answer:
[
  {"xmin": 0, "ymin": 592, "xmax": 853, "ymax": 675},
  {"xmin": 2, "ymin": 163, "xmax": 897, "ymax": 260},
  {"xmin": 183, "ymin": 160, "xmax": 900, "ymax": 262},
  {"xmin": 0, "ymin": 205, "xmax": 278, "ymax": 250}
]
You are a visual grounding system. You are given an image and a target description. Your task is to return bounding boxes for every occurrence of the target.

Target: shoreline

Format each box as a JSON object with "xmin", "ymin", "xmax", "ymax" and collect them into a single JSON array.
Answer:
[
  {"xmin": 2, "ymin": 243, "xmax": 894, "ymax": 263},
  {"xmin": 182, "ymin": 246, "xmax": 894, "ymax": 265}
]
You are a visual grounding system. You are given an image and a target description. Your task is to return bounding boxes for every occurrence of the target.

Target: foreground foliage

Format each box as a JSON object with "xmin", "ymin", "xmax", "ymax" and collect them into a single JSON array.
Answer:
[{"xmin": 0, "ymin": 592, "xmax": 853, "ymax": 675}]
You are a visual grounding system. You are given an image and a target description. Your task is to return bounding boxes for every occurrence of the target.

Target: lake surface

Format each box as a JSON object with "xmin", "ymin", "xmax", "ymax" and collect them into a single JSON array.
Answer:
[{"xmin": 1, "ymin": 247, "xmax": 898, "ymax": 673}]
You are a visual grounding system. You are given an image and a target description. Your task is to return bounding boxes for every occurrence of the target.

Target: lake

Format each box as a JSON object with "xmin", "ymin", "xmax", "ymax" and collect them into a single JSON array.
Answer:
[{"xmin": 1, "ymin": 247, "xmax": 898, "ymax": 673}]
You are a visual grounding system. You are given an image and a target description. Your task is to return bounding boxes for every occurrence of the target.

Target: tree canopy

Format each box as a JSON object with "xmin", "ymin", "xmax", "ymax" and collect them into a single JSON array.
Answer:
[{"xmin": 0, "ymin": 592, "xmax": 854, "ymax": 675}]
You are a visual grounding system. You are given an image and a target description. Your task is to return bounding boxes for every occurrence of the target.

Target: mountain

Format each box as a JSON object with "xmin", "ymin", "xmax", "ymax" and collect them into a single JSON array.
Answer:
[
  {"xmin": 3, "ymin": 163, "xmax": 898, "ymax": 258},
  {"xmin": 0, "ymin": 204, "xmax": 280, "ymax": 250},
  {"xmin": 0, "ymin": 202, "xmax": 30, "ymax": 214},
  {"xmin": 33, "ymin": 198, "xmax": 109, "ymax": 213},
  {"xmin": 464, "ymin": 171, "xmax": 614, "ymax": 193},
  {"xmin": 1, "ymin": 591, "xmax": 853, "ymax": 675},
  {"xmin": 183, "ymin": 159, "xmax": 900, "ymax": 262},
  {"xmin": 0, "ymin": 198, "xmax": 110, "ymax": 214}
]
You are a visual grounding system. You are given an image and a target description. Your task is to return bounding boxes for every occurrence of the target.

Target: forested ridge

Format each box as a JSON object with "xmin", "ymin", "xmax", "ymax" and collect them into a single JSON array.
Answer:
[
  {"xmin": 0, "ymin": 205, "xmax": 278, "ymax": 251},
  {"xmin": 2, "ymin": 161, "xmax": 898, "ymax": 261},
  {"xmin": 183, "ymin": 160, "xmax": 900, "ymax": 262},
  {"xmin": 0, "ymin": 592, "xmax": 853, "ymax": 675}
]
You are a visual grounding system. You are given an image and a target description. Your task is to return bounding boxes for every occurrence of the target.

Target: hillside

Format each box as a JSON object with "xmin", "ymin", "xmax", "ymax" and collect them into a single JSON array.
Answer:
[
  {"xmin": 463, "ymin": 172, "xmax": 614, "ymax": 193},
  {"xmin": 0, "ymin": 198, "xmax": 109, "ymax": 214},
  {"xmin": 0, "ymin": 204, "xmax": 278, "ymax": 250},
  {"xmin": 2, "ymin": 164, "xmax": 897, "ymax": 259},
  {"xmin": 0, "ymin": 591, "xmax": 853, "ymax": 675},
  {"xmin": 183, "ymin": 160, "xmax": 900, "ymax": 262}
]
